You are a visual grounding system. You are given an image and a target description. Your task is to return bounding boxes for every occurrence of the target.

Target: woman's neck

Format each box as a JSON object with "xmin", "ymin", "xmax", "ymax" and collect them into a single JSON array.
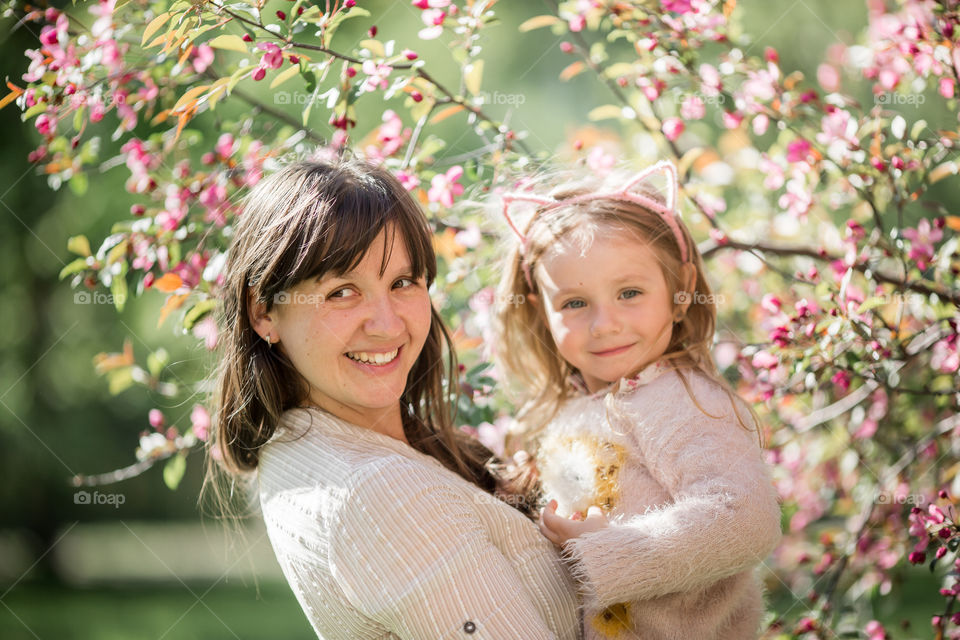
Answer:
[{"xmin": 306, "ymin": 396, "xmax": 409, "ymax": 444}]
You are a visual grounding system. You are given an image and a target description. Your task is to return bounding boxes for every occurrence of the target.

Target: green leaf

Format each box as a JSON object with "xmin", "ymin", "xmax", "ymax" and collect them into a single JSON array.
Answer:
[
  {"xmin": 59, "ymin": 258, "xmax": 89, "ymax": 280},
  {"xmin": 68, "ymin": 172, "xmax": 88, "ymax": 196},
  {"xmin": 107, "ymin": 367, "xmax": 134, "ymax": 395},
  {"xmin": 147, "ymin": 348, "xmax": 169, "ymax": 378},
  {"xmin": 111, "ymin": 263, "xmax": 128, "ymax": 312},
  {"xmin": 163, "ymin": 453, "xmax": 187, "ymax": 490},
  {"xmin": 67, "ymin": 235, "xmax": 92, "ymax": 257},
  {"xmin": 183, "ymin": 298, "xmax": 217, "ymax": 329}
]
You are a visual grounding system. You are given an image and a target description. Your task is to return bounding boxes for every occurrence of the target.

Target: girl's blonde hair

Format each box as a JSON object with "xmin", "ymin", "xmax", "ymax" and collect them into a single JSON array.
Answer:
[
  {"xmin": 494, "ymin": 167, "xmax": 759, "ymax": 443},
  {"xmin": 204, "ymin": 158, "xmax": 536, "ymax": 519}
]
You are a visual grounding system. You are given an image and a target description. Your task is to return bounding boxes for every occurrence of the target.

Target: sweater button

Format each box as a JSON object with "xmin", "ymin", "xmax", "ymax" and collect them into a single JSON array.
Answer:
[{"xmin": 463, "ymin": 620, "xmax": 476, "ymax": 634}]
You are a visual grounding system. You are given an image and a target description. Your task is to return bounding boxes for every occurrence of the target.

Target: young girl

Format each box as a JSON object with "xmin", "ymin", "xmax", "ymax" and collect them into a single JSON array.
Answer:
[{"xmin": 495, "ymin": 161, "xmax": 782, "ymax": 639}]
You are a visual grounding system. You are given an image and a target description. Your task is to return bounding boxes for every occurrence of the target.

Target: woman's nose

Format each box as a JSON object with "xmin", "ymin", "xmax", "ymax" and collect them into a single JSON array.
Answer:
[{"xmin": 363, "ymin": 294, "xmax": 404, "ymax": 337}]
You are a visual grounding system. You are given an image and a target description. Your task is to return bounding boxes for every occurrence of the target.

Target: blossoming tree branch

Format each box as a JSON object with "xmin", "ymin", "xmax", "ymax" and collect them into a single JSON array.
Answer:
[{"xmin": 5, "ymin": 0, "xmax": 960, "ymax": 634}]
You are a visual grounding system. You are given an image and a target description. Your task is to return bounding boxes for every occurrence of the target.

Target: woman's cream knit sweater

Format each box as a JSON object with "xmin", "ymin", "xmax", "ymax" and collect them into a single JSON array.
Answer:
[
  {"xmin": 258, "ymin": 406, "xmax": 581, "ymax": 639},
  {"xmin": 537, "ymin": 366, "xmax": 782, "ymax": 640}
]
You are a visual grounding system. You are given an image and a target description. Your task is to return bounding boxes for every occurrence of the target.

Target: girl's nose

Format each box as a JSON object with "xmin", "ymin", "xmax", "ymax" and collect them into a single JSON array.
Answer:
[{"xmin": 590, "ymin": 304, "xmax": 621, "ymax": 337}]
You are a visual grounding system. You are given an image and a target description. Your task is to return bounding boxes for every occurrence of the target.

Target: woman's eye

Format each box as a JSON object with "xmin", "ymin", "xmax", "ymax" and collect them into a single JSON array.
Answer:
[
  {"xmin": 393, "ymin": 277, "xmax": 416, "ymax": 289},
  {"xmin": 327, "ymin": 287, "xmax": 357, "ymax": 299},
  {"xmin": 621, "ymin": 289, "xmax": 643, "ymax": 300},
  {"xmin": 561, "ymin": 299, "xmax": 586, "ymax": 310}
]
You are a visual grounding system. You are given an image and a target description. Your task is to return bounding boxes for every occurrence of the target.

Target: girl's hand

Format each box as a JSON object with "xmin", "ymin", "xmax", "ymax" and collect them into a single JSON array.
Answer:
[{"xmin": 538, "ymin": 500, "xmax": 609, "ymax": 547}]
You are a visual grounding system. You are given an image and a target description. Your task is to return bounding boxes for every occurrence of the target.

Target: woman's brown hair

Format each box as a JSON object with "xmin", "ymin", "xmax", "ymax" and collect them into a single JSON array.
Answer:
[{"xmin": 205, "ymin": 158, "xmax": 526, "ymax": 516}]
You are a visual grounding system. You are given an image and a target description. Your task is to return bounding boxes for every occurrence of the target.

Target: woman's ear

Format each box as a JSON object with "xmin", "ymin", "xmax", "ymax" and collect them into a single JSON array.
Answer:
[
  {"xmin": 525, "ymin": 292, "xmax": 539, "ymax": 308},
  {"xmin": 247, "ymin": 287, "xmax": 278, "ymax": 344}
]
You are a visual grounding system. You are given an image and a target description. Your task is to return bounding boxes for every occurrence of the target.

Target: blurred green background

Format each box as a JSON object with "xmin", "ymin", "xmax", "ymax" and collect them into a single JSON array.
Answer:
[{"xmin": 0, "ymin": 0, "xmax": 949, "ymax": 637}]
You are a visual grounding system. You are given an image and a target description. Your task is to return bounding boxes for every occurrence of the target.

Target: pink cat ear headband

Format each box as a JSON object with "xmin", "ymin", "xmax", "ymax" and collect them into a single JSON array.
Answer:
[{"xmin": 501, "ymin": 160, "xmax": 689, "ymax": 288}]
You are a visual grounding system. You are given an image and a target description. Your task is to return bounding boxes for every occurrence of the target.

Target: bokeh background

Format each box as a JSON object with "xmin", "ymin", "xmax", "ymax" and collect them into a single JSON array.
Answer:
[{"xmin": 0, "ymin": 0, "xmax": 950, "ymax": 637}]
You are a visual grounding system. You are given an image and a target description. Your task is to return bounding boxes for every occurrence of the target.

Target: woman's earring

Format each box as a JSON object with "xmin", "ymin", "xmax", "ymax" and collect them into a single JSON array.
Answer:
[{"xmin": 264, "ymin": 334, "xmax": 274, "ymax": 348}]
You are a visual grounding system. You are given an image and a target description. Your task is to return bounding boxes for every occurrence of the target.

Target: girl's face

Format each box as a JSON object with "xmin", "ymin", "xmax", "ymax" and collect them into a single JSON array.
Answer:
[
  {"xmin": 252, "ymin": 229, "xmax": 432, "ymax": 430},
  {"xmin": 535, "ymin": 229, "xmax": 678, "ymax": 394}
]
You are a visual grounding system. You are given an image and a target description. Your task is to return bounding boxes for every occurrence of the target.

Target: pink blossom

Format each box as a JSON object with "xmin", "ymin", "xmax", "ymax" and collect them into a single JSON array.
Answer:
[
  {"xmin": 149, "ymin": 409, "xmax": 165, "ymax": 429},
  {"xmin": 192, "ymin": 44, "xmax": 215, "ymax": 74},
  {"xmin": 586, "ymin": 146, "xmax": 615, "ymax": 174},
  {"xmin": 427, "ymin": 166, "xmax": 464, "ymax": 208},
  {"xmin": 662, "ymin": 0, "xmax": 693, "ymax": 12},
  {"xmin": 34, "ymin": 113, "xmax": 55, "ymax": 136},
  {"xmin": 455, "ymin": 224, "xmax": 482, "ymax": 249},
  {"xmin": 865, "ymin": 620, "xmax": 887, "ymax": 640},
  {"xmin": 939, "ymin": 77, "xmax": 955, "ymax": 99},
  {"xmin": 758, "ymin": 155, "xmax": 785, "ymax": 190},
  {"xmin": 395, "ymin": 170, "xmax": 420, "ymax": 191},
  {"xmin": 786, "ymin": 139, "xmax": 811, "ymax": 164},
  {"xmin": 190, "ymin": 404, "xmax": 211, "ymax": 441},
  {"xmin": 902, "ymin": 219, "xmax": 942, "ymax": 269},
  {"xmin": 568, "ymin": 14, "xmax": 586, "ymax": 32},
  {"xmin": 193, "ymin": 314, "xmax": 219, "ymax": 352},
  {"xmin": 752, "ymin": 350, "xmax": 779, "ymax": 370},
  {"xmin": 778, "ymin": 177, "xmax": 813, "ymax": 219},
  {"xmin": 721, "ymin": 111, "xmax": 743, "ymax": 129},
  {"xmin": 680, "ymin": 95, "xmax": 705, "ymax": 120},
  {"xmin": 257, "ymin": 42, "xmax": 284, "ymax": 69},
  {"xmin": 23, "ymin": 49, "xmax": 47, "ymax": 82},
  {"xmin": 418, "ymin": 8, "xmax": 446, "ymax": 39},
  {"xmin": 361, "ymin": 60, "xmax": 393, "ymax": 92},
  {"xmin": 751, "ymin": 114, "xmax": 769, "ymax": 136},
  {"xmin": 662, "ymin": 117, "xmax": 684, "ymax": 141},
  {"xmin": 816, "ymin": 64, "xmax": 840, "ymax": 92},
  {"xmin": 89, "ymin": 0, "xmax": 116, "ymax": 40},
  {"xmin": 215, "ymin": 133, "xmax": 235, "ymax": 159},
  {"xmin": 931, "ymin": 337, "xmax": 959, "ymax": 373}
]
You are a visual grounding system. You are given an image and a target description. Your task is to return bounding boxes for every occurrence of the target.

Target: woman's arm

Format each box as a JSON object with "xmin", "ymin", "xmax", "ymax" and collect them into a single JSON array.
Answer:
[
  {"xmin": 560, "ymin": 390, "xmax": 782, "ymax": 610},
  {"xmin": 329, "ymin": 457, "xmax": 567, "ymax": 639}
]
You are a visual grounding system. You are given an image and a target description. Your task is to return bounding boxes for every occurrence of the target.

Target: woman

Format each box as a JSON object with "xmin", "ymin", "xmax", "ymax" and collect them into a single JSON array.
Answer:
[{"xmin": 208, "ymin": 159, "xmax": 580, "ymax": 639}]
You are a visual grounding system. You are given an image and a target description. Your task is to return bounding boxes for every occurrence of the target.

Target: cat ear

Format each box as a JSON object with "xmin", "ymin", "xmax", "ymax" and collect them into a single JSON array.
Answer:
[
  {"xmin": 501, "ymin": 193, "xmax": 554, "ymax": 244},
  {"xmin": 618, "ymin": 160, "xmax": 678, "ymax": 211}
]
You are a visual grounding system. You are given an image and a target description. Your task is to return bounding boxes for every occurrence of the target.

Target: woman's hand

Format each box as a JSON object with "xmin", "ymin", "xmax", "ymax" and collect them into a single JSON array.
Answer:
[{"xmin": 538, "ymin": 500, "xmax": 610, "ymax": 547}]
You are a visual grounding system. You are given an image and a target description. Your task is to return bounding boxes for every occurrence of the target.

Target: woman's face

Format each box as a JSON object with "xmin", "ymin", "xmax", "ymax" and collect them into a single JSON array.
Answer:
[{"xmin": 252, "ymin": 229, "xmax": 433, "ymax": 431}]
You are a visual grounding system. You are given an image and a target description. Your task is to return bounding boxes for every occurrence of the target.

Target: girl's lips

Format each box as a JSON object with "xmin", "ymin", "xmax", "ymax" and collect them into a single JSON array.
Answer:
[{"xmin": 591, "ymin": 343, "xmax": 635, "ymax": 357}]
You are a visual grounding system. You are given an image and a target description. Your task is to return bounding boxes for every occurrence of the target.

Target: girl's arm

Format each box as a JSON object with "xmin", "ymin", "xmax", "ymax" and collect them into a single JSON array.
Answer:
[
  {"xmin": 560, "ymin": 389, "xmax": 782, "ymax": 610},
  {"xmin": 330, "ymin": 457, "xmax": 572, "ymax": 639}
]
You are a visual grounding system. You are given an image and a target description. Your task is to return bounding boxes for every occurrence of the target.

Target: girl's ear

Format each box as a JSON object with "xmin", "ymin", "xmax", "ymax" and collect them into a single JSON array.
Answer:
[
  {"xmin": 526, "ymin": 292, "xmax": 539, "ymax": 308},
  {"xmin": 247, "ymin": 287, "xmax": 278, "ymax": 342}
]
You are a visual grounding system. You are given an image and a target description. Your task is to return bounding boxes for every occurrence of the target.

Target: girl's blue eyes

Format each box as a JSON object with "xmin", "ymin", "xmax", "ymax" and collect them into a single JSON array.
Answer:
[{"xmin": 560, "ymin": 289, "xmax": 643, "ymax": 309}]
